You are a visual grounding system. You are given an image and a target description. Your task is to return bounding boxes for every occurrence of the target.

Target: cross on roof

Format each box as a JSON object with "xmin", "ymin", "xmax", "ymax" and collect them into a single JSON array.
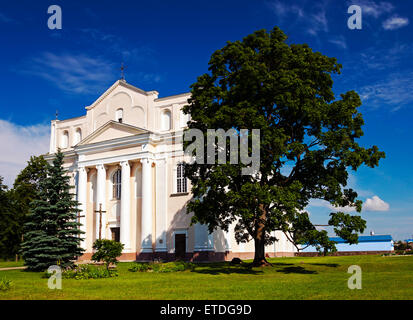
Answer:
[{"xmin": 120, "ymin": 62, "xmax": 126, "ymax": 81}]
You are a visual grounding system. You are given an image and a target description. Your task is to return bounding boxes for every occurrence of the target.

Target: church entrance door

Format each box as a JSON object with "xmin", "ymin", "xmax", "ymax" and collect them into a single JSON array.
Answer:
[
  {"xmin": 111, "ymin": 227, "xmax": 120, "ymax": 242},
  {"xmin": 175, "ymin": 234, "xmax": 186, "ymax": 260}
]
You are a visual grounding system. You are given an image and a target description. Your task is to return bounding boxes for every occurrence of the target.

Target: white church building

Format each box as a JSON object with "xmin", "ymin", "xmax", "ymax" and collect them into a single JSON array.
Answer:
[{"xmin": 45, "ymin": 79, "xmax": 297, "ymax": 261}]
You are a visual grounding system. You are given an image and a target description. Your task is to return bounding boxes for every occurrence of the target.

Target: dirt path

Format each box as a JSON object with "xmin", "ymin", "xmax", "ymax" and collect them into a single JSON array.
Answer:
[{"xmin": 0, "ymin": 266, "xmax": 27, "ymax": 271}]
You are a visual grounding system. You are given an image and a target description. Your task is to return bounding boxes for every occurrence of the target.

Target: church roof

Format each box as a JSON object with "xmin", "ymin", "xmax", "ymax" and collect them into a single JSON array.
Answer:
[
  {"xmin": 76, "ymin": 120, "xmax": 152, "ymax": 146},
  {"xmin": 85, "ymin": 80, "xmax": 159, "ymax": 111}
]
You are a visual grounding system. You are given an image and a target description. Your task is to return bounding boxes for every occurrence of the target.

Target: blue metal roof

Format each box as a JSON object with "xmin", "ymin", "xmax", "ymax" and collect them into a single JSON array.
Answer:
[
  {"xmin": 405, "ymin": 239, "xmax": 413, "ymax": 243},
  {"xmin": 330, "ymin": 235, "xmax": 392, "ymax": 243}
]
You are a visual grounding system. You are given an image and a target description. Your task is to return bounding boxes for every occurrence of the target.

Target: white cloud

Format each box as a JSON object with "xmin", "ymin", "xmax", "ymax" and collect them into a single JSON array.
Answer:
[
  {"xmin": 382, "ymin": 16, "xmax": 409, "ymax": 30},
  {"xmin": 0, "ymin": 12, "xmax": 14, "ymax": 23},
  {"xmin": 358, "ymin": 43, "xmax": 411, "ymax": 70},
  {"xmin": 0, "ymin": 120, "xmax": 50, "ymax": 188},
  {"xmin": 308, "ymin": 199, "xmax": 357, "ymax": 213},
  {"xmin": 269, "ymin": 0, "xmax": 328, "ymax": 36},
  {"xmin": 363, "ymin": 196, "xmax": 390, "ymax": 211},
  {"xmin": 269, "ymin": 1, "xmax": 304, "ymax": 20},
  {"xmin": 329, "ymin": 36, "xmax": 347, "ymax": 49},
  {"xmin": 308, "ymin": 6, "xmax": 328, "ymax": 36},
  {"xmin": 20, "ymin": 52, "xmax": 116, "ymax": 95},
  {"xmin": 359, "ymin": 72, "xmax": 413, "ymax": 110},
  {"xmin": 348, "ymin": 0, "xmax": 394, "ymax": 18}
]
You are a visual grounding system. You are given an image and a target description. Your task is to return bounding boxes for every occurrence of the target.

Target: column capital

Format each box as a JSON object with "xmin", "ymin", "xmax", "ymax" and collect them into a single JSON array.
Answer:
[
  {"xmin": 120, "ymin": 160, "xmax": 130, "ymax": 168},
  {"xmin": 156, "ymin": 158, "xmax": 167, "ymax": 165},
  {"xmin": 96, "ymin": 163, "xmax": 106, "ymax": 171},
  {"xmin": 140, "ymin": 158, "xmax": 154, "ymax": 166}
]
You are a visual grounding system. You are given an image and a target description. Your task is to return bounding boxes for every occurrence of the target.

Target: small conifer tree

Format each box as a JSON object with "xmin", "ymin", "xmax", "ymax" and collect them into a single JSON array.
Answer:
[{"xmin": 21, "ymin": 150, "xmax": 84, "ymax": 271}]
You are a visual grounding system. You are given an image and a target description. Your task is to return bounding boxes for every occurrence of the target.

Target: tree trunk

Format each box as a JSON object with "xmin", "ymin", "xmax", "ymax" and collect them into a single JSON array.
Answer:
[
  {"xmin": 251, "ymin": 205, "xmax": 272, "ymax": 267},
  {"xmin": 252, "ymin": 237, "xmax": 271, "ymax": 266}
]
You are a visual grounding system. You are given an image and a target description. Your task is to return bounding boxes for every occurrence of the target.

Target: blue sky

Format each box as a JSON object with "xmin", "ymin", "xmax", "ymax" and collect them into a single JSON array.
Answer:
[{"xmin": 0, "ymin": 0, "xmax": 412, "ymax": 240}]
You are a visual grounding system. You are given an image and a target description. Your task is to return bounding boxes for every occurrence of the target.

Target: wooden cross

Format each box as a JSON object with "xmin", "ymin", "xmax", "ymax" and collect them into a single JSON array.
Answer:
[
  {"xmin": 94, "ymin": 203, "xmax": 107, "ymax": 240},
  {"xmin": 77, "ymin": 212, "xmax": 85, "ymax": 221}
]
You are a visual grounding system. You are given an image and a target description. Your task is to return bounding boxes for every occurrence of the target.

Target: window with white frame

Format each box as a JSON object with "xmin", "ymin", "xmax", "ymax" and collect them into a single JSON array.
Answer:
[
  {"xmin": 74, "ymin": 128, "xmax": 82, "ymax": 145},
  {"xmin": 61, "ymin": 130, "xmax": 69, "ymax": 148},
  {"xmin": 161, "ymin": 110, "xmax": 171, "ymax": 131},
  {"xmin": 177, "ymin": 163, "xmax": 187, "ymax": 193},
  {"xmin": 112, "ymin": 169, "xmax": 121, "ymax": 200},
  {"xmin": 116, "ymin": 108, "xmax": 123, "ymax": 123}
]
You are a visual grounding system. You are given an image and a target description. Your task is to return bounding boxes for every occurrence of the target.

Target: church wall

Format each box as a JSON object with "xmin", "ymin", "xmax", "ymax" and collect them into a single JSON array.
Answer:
[
  {"xmin": 54, "ymin": 117, "xmax": 87, "ymax": 152},
  {"xmin": 164, "ymin": 156, "xmax": 193, "ymax": 254},
  {"xmin": 82, "ymin": 145, "xmax": 142, "ymax": 162}
]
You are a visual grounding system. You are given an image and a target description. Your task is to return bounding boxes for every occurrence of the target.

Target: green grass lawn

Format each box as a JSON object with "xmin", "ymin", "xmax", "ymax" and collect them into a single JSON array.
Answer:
[
  {"xmin": 0, "ymin": 260, "xmax": 25, "ymax": 269},
  {"xmin": 1, "ymin": 255, "xmax": 412, "ymax": 300}
]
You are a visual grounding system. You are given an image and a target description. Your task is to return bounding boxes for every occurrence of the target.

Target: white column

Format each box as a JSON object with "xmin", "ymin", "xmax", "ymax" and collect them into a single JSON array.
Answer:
[
  {"xmin": 77, "ymin": 166, "xmax": 87, "ymax": 250},
  {"xmin": 49, "ymin": 121, "xmax": 57, "ymax": 154},
  {"xmin": 224, "ymin": 228, "xmax": 231, "ymax": 251},
  {"xmin": 141, "ymin": 158, "xmax": 153, "ymax": 252},
  {"xmin": 96, "ymin": 164, "xmax": 107, "ymax": 240},
  {"xmin": 120, "ymin": 161, "xmax": 131, "ymax": 251},
  {"xmin": 155, "ymin": 159, "xmax": 167, "ymax": 252},
  {"xmin": 208, "ymin": 232, "xmax": 214, "ymax": 251}
]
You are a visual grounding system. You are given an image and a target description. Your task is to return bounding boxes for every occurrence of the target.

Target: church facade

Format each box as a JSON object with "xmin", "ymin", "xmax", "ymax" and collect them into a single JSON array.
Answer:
[{"xmin": 45, "ymin": 80, "xmax": 297, "ymax": 261}]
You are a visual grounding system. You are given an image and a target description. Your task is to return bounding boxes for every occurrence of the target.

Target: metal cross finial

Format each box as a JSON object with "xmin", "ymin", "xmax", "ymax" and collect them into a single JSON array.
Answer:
[
  {"xmin": 120, "ymin": 62, "xmax": 126, "ymax": 81},
  {"xmin": 55, "ymin": 110, "xmax": 59, "ymax": 120}
]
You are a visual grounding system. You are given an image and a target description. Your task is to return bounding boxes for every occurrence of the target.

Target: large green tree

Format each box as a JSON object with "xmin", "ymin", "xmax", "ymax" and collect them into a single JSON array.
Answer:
[
  {"xmin": 0, "ymin": 177, "xmax": 19, "ymax": 259},
  {"xmin": 183, "ymin": 27, "xmax": 385, "ymax": 266},
  {"xmin": 1, "ymin": 156, "xmax": 50, "ymax": 260},
  {"xmin": 21, "ymin": 150, "xmax": 84, "ymax": 271},
  {"xmin": 12, "ymin": 155, "xmax": 49, "ymax": 216}
]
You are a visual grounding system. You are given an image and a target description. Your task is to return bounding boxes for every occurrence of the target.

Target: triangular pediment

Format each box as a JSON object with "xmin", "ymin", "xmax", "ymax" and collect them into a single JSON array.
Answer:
[
  {"xmin": 77, "ymin": 121, "xmax": 150, "ymax": 146},
  {"xmin": 85, "ymin": 80, "xmax": 159, "ymax": 111}
]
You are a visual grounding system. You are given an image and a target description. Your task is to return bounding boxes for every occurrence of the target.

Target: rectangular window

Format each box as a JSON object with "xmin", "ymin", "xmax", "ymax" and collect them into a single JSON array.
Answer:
[{"xmin": 177, "ymin": 163, "xmax": 187, "ymax": 193}]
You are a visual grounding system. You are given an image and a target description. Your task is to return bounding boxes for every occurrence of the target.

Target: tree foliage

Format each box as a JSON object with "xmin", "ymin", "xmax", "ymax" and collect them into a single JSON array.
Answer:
[
  {"xmin": 21, "ymin": 150, "xmax": 84, "ymax": 271},
  {"xmin": 0, "ymin": 156, "xmax": 50, "ymax": 260},
  {"xmin": 183, "ymin": 27, "xmax": 385, "ymax": 265},
  {"xmin": 12, "ymin": 155, "xmax": 49, "ymax": 217},
  {"xmin": 92, "ymin": 239, "xmax": 124, "ymax": 270},
  {"xmin": 0, "ymin": 177, "xmax": 19, "ymax": 260}
]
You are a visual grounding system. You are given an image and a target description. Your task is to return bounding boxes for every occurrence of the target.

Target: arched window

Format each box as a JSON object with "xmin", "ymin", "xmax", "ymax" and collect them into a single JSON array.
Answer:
[
  {"xmin": 177, "ymin": 163, "xmax": 187, "ymax": 193},
  {"xmin": 112, "ymin": 169, "xmax": 121, "ymax": 200},
  {"xmin": 161, "ymin": 110, "xmax": 171, "ymax": 131},
  {"xmin": 116, "ymin": 109, "xmax": 123, "ymax": 123},
  {"xmin": 74, "ymin": 128, "xmax": 82, "ymax": 145},
  {"xmin": 61, "ymin": 130, "xmax": 69, "ymax": 148}
]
